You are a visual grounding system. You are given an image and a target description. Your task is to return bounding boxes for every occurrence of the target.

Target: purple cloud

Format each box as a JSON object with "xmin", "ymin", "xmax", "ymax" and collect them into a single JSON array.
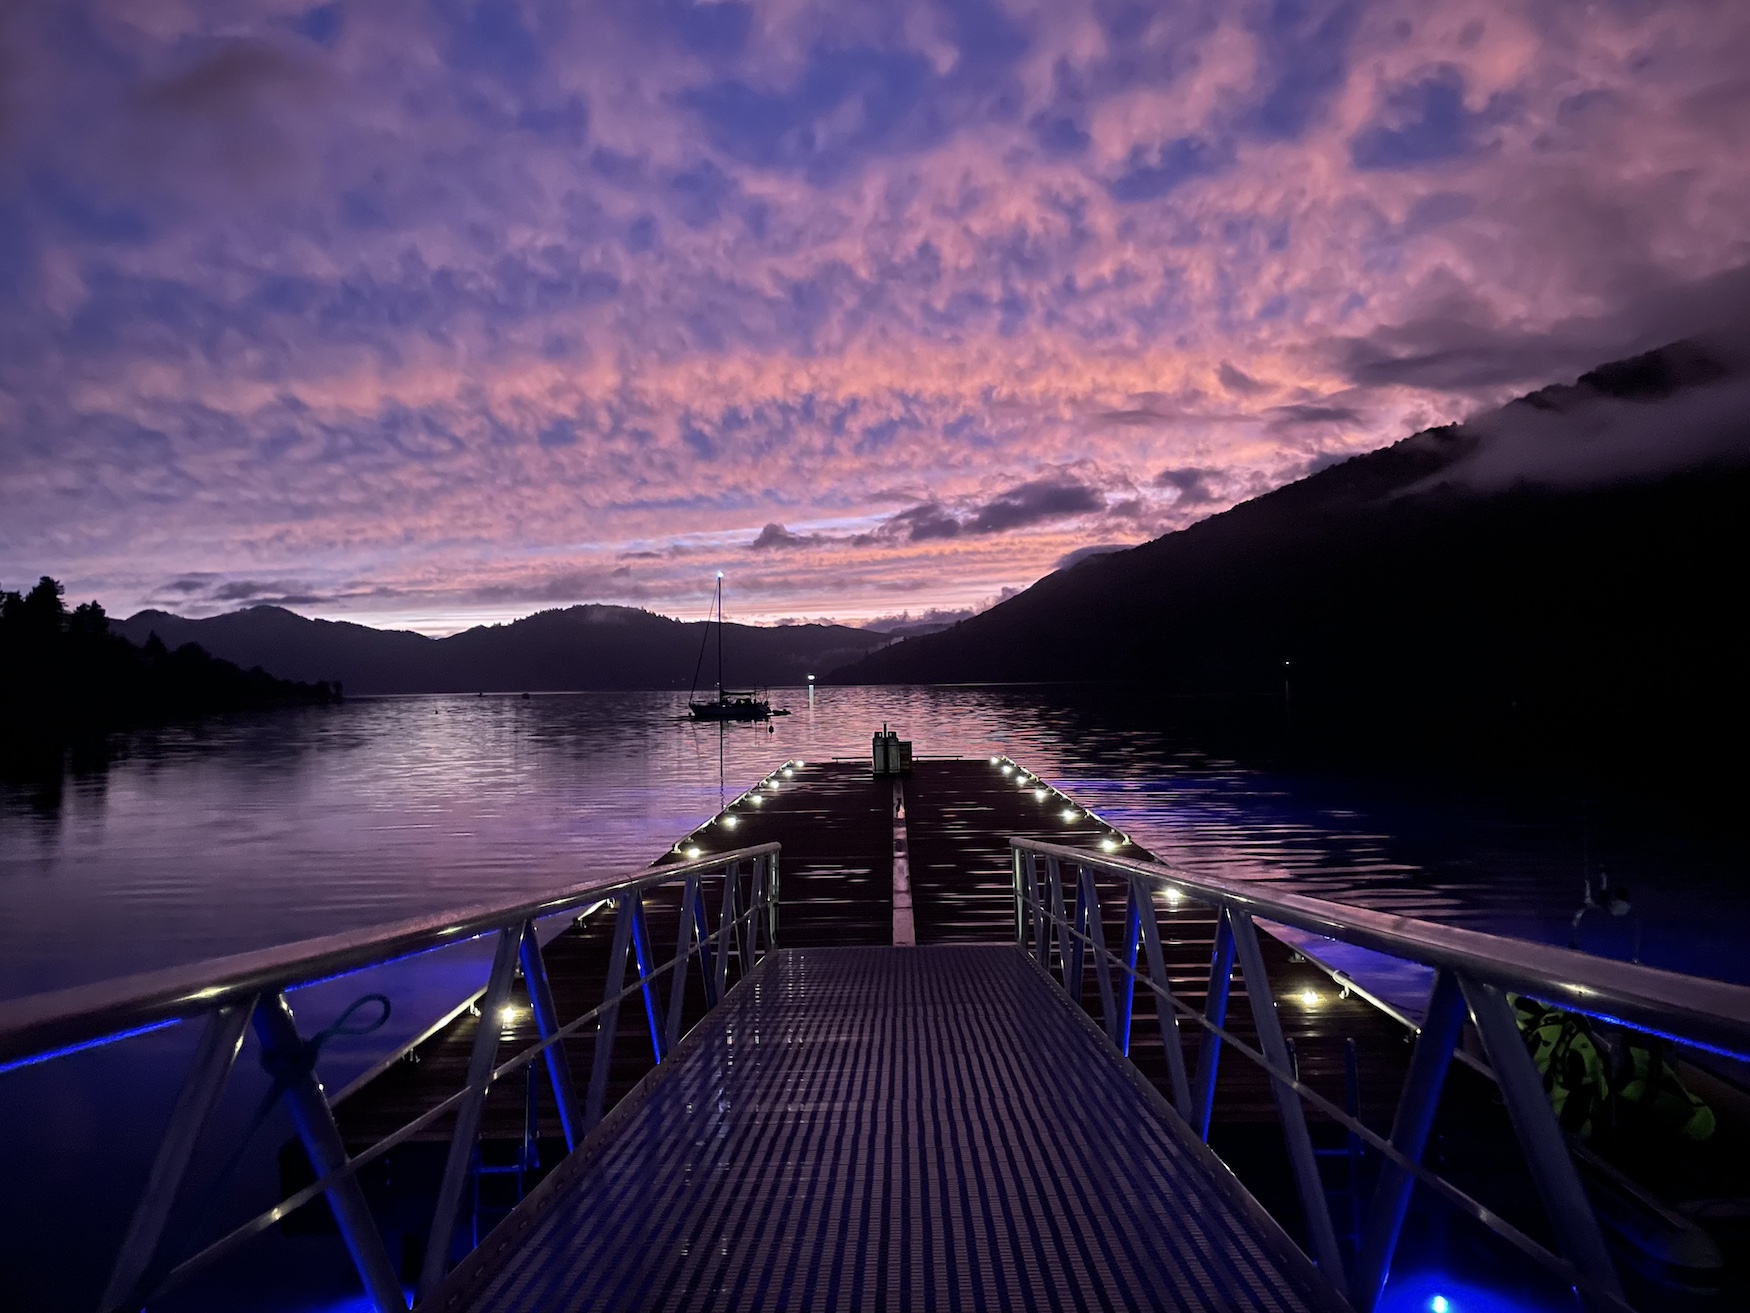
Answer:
[{"xmin": 0, "ymin": 0, "xmax": 1745, "ymax": 631}]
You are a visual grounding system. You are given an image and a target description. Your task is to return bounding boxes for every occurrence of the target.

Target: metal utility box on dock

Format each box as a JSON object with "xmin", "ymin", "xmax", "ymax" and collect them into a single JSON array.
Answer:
[{"xmin": 871, "ymin": 728, "xmax": 912, "ymax": 776}]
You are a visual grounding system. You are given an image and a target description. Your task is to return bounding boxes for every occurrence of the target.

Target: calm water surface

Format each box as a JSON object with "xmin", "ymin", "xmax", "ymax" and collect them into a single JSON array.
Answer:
[
  {"xmin": 5, "ymin": 684, "xmax": 1746, "ymax": 996},
  {"xmin": 4, "ymin": 686, "xmax": 1747, "ymax": 1311}
]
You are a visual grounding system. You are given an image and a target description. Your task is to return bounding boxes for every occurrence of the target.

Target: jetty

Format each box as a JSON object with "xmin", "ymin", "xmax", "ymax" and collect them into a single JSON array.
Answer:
[{"xmin": 4, "ymin": 751, "xmax": 1749, "ymax": 1312}]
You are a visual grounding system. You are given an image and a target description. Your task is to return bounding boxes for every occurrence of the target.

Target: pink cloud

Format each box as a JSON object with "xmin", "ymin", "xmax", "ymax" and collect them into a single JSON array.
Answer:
[{"xmin": 1, "ymin": 0, "xmax": 1747, "ymax": 628}]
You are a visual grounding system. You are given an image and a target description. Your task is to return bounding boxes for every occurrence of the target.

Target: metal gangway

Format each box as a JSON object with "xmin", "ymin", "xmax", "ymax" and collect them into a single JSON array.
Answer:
[{"xmin": 4, "ymin": 829, "xmax": 1750, "ymax": 1311}]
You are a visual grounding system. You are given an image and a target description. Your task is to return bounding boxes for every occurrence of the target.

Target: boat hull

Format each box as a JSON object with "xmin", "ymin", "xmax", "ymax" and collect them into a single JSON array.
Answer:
[{"xmin": 689, "ymin": 699, "xmax": 771, "ymax": 722}]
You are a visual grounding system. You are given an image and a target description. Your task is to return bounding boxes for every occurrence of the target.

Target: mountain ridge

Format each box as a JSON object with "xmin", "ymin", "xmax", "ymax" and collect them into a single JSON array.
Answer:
[
  {"xmin": 114, "ymin": 602, "xmax": 888, "ymax": 694},
  {"xmin": 825, "ymin": 338, "xmax": 1750, "ymax": 795}
]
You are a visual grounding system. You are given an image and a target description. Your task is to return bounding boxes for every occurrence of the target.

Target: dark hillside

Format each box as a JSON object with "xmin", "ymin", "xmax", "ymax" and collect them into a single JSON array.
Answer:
[
  {"xmin": 116, "ymin": 606, "xmax": 436, "ymax": 691},
  {"xmin": 115, "ymin": 603, "xmax": 888, "ymax": 695},
  {"xmin": 830, "ymin": 342, "xmax": 1750, "ymax": 797}
]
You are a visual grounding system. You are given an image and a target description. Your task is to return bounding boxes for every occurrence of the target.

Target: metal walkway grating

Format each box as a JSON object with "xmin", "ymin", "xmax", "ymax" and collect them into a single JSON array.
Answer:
[{"xmin": 432, "ymin": 946, "xmax": 1340, "ymax": 1312}]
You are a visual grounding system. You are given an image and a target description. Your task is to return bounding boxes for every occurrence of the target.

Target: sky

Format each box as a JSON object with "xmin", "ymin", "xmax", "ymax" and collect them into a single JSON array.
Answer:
[{"xmin": 1, "ymin": 1, "xmax": 1748, "ymax": 634}]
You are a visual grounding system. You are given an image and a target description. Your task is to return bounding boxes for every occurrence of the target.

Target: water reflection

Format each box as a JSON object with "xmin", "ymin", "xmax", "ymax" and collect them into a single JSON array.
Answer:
[
  {"xmin": 3, "ymin": 685, "xmax": 1747, "ymax": 1311},
  {"xmin": 3, "ymin": 685, "xmax": 1747, "ymax": 1001}
]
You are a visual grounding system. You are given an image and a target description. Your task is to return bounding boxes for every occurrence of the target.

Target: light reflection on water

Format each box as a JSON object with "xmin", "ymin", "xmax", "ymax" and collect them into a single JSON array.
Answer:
[
  {"xmin": 2, "ymin": 685, "xmax": 1747, "ymax": 1311},
  {"xmin": 6, "ymin": 689, "xmax": 1743, "ymax": 994},
  {"xmin": 4, "ymin": 684, "xmax": 1748, "ymax": 998}
]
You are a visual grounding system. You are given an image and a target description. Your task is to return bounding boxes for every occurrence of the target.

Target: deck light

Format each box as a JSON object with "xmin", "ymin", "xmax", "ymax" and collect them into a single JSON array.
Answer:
[
  {"xmin": 1034, "ymin": 788, "xmax": 1047, "ymax": 801},
  {"xmin": 1430, "ymin": 1299, "xmax": 1449, "ymax": 1313},
  {"xmin": 685, "ymin": 846, "xmax": 702, "ymax": 859},
  {"xmin": 499, "ymin": 1005, "xmax": 522, "ymax": 1026},
  {"xmin": 1100, "ymin": 838, "xmax": 1118, "ymax": 851},
  {"xmin": 1060, "ymin": 808, "xmax": 1078, "ymax": 822},
  {"xmin": 1001, "ymin": 765, "xmax": 1014, "ymax": 775},
  {"xmin": 783, "ymin": 768, "xmax": 794, "ymax": 778},
  {"xmin": 750, "ymin": 796, "xmax": 763, "ymax": 806},
  {"xmin": 1165, "ymin": 888, "xmax": 1181, "ymax": 905},
  {"xmin": 989, "ymin": 756, "xmax": 1000, "ymax": 764},
  {"xmin": 722, "ymin": 815, "xmax": 739, "ymax": 828},
  {"xmin": 1299, "ymin": 989, "xmax": 1319, "ymax": 1007}
]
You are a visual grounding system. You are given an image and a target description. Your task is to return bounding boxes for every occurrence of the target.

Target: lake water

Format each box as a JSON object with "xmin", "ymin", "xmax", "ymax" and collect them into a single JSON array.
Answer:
[
  {"xmin": 5, "ymin": 685, "xmax": 1746, "ymax": 998},
  {"xmin": 3, "ymin": 686, "xmax": 1746, "ymax": 1310}
]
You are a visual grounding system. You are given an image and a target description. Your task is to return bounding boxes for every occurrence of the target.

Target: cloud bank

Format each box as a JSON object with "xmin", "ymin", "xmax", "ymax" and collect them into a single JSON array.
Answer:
[{"xmin": 0, "ymin": 0, "xmax": 1747, "ymax": 630}]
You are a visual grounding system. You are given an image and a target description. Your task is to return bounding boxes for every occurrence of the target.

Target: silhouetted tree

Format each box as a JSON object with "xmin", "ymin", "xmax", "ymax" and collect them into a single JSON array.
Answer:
[{"xmin": 1, "ymin": 575, "xmax": 340, "ymax": 735}]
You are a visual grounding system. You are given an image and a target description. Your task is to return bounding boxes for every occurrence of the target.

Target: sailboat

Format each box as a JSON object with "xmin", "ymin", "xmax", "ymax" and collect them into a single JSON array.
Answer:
[{"xmin": 689, "ymin": 572, "xmax": 774, "ymax": 722}]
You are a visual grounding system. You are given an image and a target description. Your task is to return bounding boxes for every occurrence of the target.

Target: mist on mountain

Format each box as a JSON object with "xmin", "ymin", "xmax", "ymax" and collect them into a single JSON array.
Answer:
[{"xmin": 829, "ymin": 339, "xmax": 1750, "ymax": 803}]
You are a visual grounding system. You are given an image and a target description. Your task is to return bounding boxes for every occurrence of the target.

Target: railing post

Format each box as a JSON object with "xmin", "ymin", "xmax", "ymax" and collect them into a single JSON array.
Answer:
[
  {"xmin": 1352, "ymin": 969, "xmax": 1465, "ymax": 1311},
  {"xmin": 1191, "ymin": 908, "xmax": 1236, "ymax": 1139},
  {"xmin": 627, "ymin": 891, "xmax": 664, "ymax": 1062},
  {"xmin": 584, "ymin": 896, "xmax": 638, "ymax": 1132},
  {"xmin": 1118, "ymin": 883, "xmax": 1141, "ymax": 1055},
  {"xmin": 665, "ymin": 875, "xmax": 701, "ymax": 1056},
  {"xmin": 693, "ymin": 882, "xmax": 719, "ymax": 1009},
  {"xmin": 765, "ymin": 851, "xmax": 780, "ymax": 952},
  {"xmin": 747, "ymin": 859, "xmax": 767, "ymax": 963},
  {"xmin": 1046, "ymin": 856, "xmax": 1070, "ymax": 982},
  {"xmin": 1026, "ymin": 852, "xmax": 1048, "ymax": 966},
  {"xmin": 1132, "ymin": 875, "xmax": 1194, "ymax": 1119},
  {"xmin": 1461, "ymin": 976, "xmax": 1625, "ymax": 1308},
  {"xmin": 419, "ymin": 926, "xmax": 521, "ymax": 1300},
  {"xmin": 1012, "ymin": 847, "xmax": 1026, "ymax": 944},
  {"xmin": 1229, "ymin": 909, "xmax": 1347, "ymax": 1285},
  {"xmin": 1225, "ymin": 917, "xmax": 1344, "ymax": 1288},
  {"xmin": 1067, "ymin": 866, "xmax": 1089, "ymax": 1004},
  {"xmin": 715, "ymin": 865, "xmax": 740, "ymax": 999},
  {"xmin": 254, "ymin": 994, "xmax": 406, "ymax": 1313},
  {"xmin": 99, "ymin": 1000, "xmax": 256, "ymax": 1313},
  {"xmin": 1080, "ymin": 867, "xmax": 1119, "ymax": 1043},
  {"xmin": 518, "ymin": 921, "xmax": 581, "ymax": 1153}
]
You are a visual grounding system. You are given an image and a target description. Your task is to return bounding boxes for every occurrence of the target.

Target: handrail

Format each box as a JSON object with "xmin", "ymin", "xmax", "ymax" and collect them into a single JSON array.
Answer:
[
  {"xmin": 1008, "ymin": 834, "xmax": 1750, "ymax": 1313},
  {"xmin": 1013, "ymin": 838, "xmax": 1750, "ymax": 1057},
  {"xmin": 0, "ymin": 843, "xmax": 780, "ymax": 1069},
  {"xmin": 0, "ymin": 841, "xmax": 782, "ymax": 1313}
]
